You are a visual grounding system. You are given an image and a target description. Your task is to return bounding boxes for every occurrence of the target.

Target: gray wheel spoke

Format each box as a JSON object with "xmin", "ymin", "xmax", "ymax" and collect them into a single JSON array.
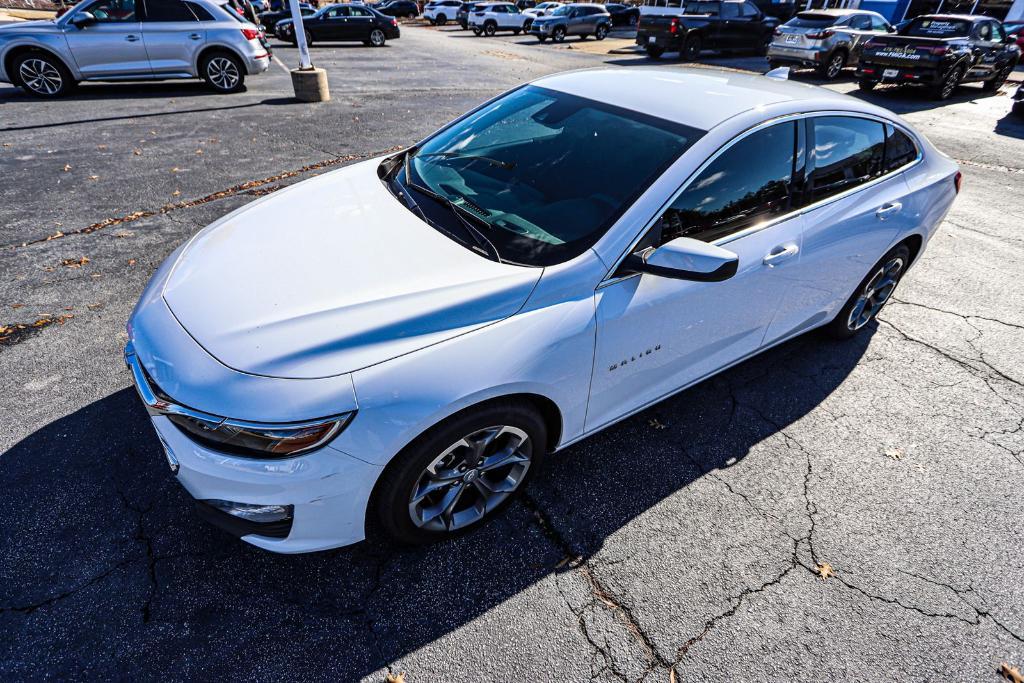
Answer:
[{"xmin": 478, "ymin": 446, "xmax": 529, "ymax": 472}]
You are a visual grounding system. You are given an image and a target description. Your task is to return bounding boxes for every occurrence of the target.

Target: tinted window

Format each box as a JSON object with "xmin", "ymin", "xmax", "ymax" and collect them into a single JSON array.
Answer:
[
  {"xmin": 990, "ymin": 22, "xmax": 1004, "ymax": 41},
  {"xmin": 973, "ymin": 21, "xmax": 992, "ymax": 40},
  {"xmin": 720, "ymin": 3, "xmax": 738, "ymax": 18},
  {"xmin": 185, "ymin": 0, "xmax": 213, "ymax": 18},
  {"xmin": 349, "ymin": 6, "xmax": 371, "ymax": 15},
  {"xmin": 144, "ymin": 0, "xmax": 198, "ymax": 19},
  {"xmin": 849, "ymin": 14, "xmax": 870, "ymax": 30},
  {"xmin": 739, "ymin": 2, "xmax": 759, "ymax": 17},
  {"xmin": 655, "ymin": 122, "xmax": 796, "ymax": 244},
  {"xmin": 905, "ymin": 17, "xmax": 970, "ymax": 37},
  {"xmin": 884, "ymin": 124, "xmax": 917, "ymax": 171},
  {"xmin": 325, "ymin": 6, "xmax": 347, "ymax": 16},
  {"xmin": 788, "ymin": 12, "xmax": 832, "ymax": 27},
  {"xmin": 400, "ymin": 85, "xmax": 703, "ymax": 266},
  {"xmin": 81, "ymin": 0, "xmax": 137, "ymax": 22},
  {"xmin": 808, "ymin": 116, "xmax": 885, "ymax": 202},
  {"xmin": 683, "ymin": 1, "xmax": 719, "ymax": 15},
  {"xmin": 870, "ymin": 15, "xmax": 888, "ymax": 31}
]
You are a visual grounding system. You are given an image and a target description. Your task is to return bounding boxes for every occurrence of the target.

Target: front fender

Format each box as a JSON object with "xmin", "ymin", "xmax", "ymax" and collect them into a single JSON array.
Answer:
[{"xmin": 0, "ymin": 34, "xmax": 81, "ymax": 82}]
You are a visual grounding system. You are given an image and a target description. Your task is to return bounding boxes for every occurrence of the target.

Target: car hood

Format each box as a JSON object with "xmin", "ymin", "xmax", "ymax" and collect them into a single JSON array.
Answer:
[
  {"xmin": 161, "ymin": 158, "xmax": 542, "ymax": 380},
  {"xmin": 0, "ymin": 20, "xmax": 58, "ymax": 33}
]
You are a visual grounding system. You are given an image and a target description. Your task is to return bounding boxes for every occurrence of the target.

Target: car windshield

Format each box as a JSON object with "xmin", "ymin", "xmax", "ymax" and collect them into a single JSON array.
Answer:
[
  {"xmin": 396, "ymin": 85, "xmax": 703, "ymax": 266},
  {"xmin": 904, "ymin": 17, "xmax": 970, "ymax": 37},
  {"xmin": 549, "ymin": 4, "xmax": 570, "ymax": 14}
]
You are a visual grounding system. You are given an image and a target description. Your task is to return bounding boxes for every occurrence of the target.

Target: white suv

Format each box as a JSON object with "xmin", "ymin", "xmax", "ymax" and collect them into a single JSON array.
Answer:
[
  {"xmin": 469, "ymin": 2, "xmax": 528, "ymax": 35},
  {"xmin": 424, "ymin": 0, "xmax": 461, "ymax": 25}
]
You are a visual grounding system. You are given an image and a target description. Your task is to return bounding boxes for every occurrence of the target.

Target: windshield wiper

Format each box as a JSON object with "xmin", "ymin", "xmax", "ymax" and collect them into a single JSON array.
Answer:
[{"xmin": 415, "ymin": 151, "xmax": 516, "ymax": 171}]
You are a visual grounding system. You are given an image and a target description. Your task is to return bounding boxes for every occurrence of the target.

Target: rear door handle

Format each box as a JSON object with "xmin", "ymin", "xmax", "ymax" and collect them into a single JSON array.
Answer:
[
  {"xmin": 763, "ymin": 243, "xmax": 799, "ymax": 266},
  {"xmin": 189, "ymin": 32, "xmax": 202, "ymax": 39},
  {"xmin": 875, "ymin": 201, "xmax": 902, "ymax": 220},
  {"xmin": 125, "ymin": 34, "xmax": 140, "ymax": 41}
]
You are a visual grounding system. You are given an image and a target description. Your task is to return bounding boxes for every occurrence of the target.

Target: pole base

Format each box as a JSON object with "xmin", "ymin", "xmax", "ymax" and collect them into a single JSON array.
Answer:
[{"xmin": 291, "ymin": 67, "xmax": 330, "ymax": 102}]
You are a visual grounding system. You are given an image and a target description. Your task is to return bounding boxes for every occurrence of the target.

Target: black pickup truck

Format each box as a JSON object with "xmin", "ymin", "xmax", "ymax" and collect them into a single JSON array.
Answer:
[
  {"xmin": 856, "ymin": 14, "xmax": 1020, "ymax": 100},
  {"xmin": 636, "ymin": 0, "xmax": 779, "ymax": 60}
]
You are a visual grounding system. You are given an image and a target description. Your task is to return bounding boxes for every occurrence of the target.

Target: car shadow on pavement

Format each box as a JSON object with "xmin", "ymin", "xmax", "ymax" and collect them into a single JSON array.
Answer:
[
  {"xmin": 994, "ymin": 109, "xmax": 1024, "ymax": 139},
  {"xmin": 0, "ymin": 325, "xmax": 874, "ymax": 678}
]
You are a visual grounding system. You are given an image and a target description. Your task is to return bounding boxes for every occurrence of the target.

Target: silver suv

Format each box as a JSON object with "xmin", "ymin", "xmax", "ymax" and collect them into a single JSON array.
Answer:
[
  {"xmin": 528, "ymin": 3, "xmax": 610, "ymax": 43},
  {"xmin": 0, "ymin": 0, "xmax": 271, "ymax": 97},
  {"xmin": 767, "ymin": 9, "xmax": 892, "ymax": 80}
]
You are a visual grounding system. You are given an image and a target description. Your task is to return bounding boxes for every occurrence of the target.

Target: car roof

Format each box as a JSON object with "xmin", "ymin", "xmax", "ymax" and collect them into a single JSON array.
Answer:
[
  {"xmin": 798, "ymin": 8, "xmax": 870, "ymax": 16},
  {"xmin": 915, "ymin": 13, "xmax": 988, "ymax": 21},
  {"xmin": 533, "ymin": 68, "xmax": 859, "ymax": 132}
]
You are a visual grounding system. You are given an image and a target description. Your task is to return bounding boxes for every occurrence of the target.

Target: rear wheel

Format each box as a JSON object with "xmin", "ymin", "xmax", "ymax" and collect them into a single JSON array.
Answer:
[
  {"xmin": 858, "ymin": 77, "xmax": 877, "ymax": 92},
  {"xmin": 484, "ymin": 21, "xmax": 496, "ymax": 36},
  {"xmin": 680, "ymin": 33, "xmax": 701, "ymax": 61},
  {"xmin": 933, "ymin": 64, "xmax": 964, "ymax": 100},
  {"xmin": 200, "ymin": 51, "xmax": 245, "ymax": 93},
  {"xmin": 824, "ymin": 244, "xmax": 910, "ymax": 339},
  {"xmin": 595, "ymin": 24, "xmax": 607, "ymax": 40},
  {"xmin": 13, "ymin": 52, "xmax": 73, "ymax": 98},
  {"xmin": 472, "ymin": 26, "xmax": 482, "ymax": 35},
  {"xmin": 645, "ymin": 45, "xmax": 663, "ymax": 59},
  {"xmin": 373, "ymin": 401, "xmax": 547, "ymax": 545},
  {"xmin": 369, "ymin": 28, "xmax": 387, "ymax": 46},
  {"xmin": 819, "ymin": 49, "xmax": 846, "ymax": 80}
]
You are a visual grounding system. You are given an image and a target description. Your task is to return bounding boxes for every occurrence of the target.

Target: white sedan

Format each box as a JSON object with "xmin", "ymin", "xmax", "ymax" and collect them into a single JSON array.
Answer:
[{"xmin": 126, "ymin": 68, "xmax": 959, "ymax": 553}]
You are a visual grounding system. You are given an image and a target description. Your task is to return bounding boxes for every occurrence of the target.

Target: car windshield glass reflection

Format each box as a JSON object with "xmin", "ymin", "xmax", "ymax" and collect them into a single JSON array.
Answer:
[{"xmin": 400, "ymin": 85, "xmax": 703, "ymax": 266}]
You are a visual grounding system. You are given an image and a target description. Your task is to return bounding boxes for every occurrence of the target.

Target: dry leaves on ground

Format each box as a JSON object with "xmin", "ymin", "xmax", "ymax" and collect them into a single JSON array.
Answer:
[
  {"xmin": 61, "ymin": 256, "xmax": 90, "ymax": 268},
  {"xmin": 648, "ymin": 418, "xmax": 666, "ymax": 430},
  {"xmin": 384, "ymin": 673, "xmax": 406, "ymax": 683},
  {"xmin": 815, "ymin": 562, "xmax": 835, "ymax": 581},
  {"xmin": 885, "ymin": 448, "xmax": 903, "ymax": 460},
  {"xmin": 1000, "ymin": 663, "xmax": 1023, "ymax": 683},
  {"xmin": 62, "ymin": 164, "xmax": 71, "ymax": 172}
]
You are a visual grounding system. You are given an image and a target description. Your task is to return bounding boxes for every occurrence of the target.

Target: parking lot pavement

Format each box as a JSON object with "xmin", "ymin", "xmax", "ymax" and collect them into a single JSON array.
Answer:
[{"xmin": 2, "ymin": 23, "xmax": 1024, "ymax": 682}]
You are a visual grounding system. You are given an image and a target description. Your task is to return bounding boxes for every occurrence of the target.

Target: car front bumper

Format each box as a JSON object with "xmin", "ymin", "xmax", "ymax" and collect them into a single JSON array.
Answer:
[{"xmin": 125, "ymin": 343, "xmax": 383, "ymax": 553}]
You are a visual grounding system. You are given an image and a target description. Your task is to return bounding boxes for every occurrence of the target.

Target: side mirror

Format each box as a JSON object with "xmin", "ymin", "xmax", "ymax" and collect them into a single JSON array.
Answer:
[
  {"xmin": 887, "ymin": 25, "xmax": 896, "ymax": 32},
  {"xmin": 623, "ymin": 237, "xmax": 738, "ymax": 282},
  {"xmin": 71, "ymin": 11, "xmax": 97, "ymax": 27},
  {"xmin": 1007, "ymin": 33, "xmax": 1018, "ymax": 44}
]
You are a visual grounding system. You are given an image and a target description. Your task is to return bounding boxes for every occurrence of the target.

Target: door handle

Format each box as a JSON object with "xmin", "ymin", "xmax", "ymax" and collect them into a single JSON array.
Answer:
[
  {"xmin": 763, "ymin": 243, "xmax": 799, "ymax": 266},
  {"xmin": 875, "ymin": 201, "xmax": 902, "ymax": 220},
  {"xmin": 125, "ymin": 34, "xmax": 140, "ymax": 41},
  {"xmin": 189, "ymin": 32, "xmax": 202, "ymax": 39}
]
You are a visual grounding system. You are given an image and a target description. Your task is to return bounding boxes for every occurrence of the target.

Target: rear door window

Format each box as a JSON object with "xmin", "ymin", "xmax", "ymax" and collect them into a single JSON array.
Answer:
[{"xmin": 807, "ymin": 116, "xmax": 885, "ymax": 203}]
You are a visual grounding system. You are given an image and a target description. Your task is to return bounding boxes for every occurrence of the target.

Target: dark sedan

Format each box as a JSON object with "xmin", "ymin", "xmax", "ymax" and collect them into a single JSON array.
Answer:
[
  {"xmin": 375, "ymin": 0, "xmax": 419, "ymax": 17},
  {"xmin": 259, "ymin": 2, "xmax": 316, "ymax": 35},
  {"xmin": 604, "ymin": 3, "xmax": 638, "ymax": 27},
  {"xmin": 276, "ymin": 3, "xmax": 401, "ymax": 46}
]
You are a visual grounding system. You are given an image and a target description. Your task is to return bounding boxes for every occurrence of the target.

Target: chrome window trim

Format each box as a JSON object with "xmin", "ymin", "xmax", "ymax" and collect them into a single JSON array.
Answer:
[{"xmin": 598, "ymin": 110, "xmax": 923, "ymax": 289}]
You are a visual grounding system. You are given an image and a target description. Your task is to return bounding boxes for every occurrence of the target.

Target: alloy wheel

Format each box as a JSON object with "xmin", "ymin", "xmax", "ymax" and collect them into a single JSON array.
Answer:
[
  {"xmin": 371, "ymin": 29, "xmax": 386, "ymax": 46},
  {"xmin": 826, "ymin": 53, "xmax": 844, "ymax": 79},
  {"xmin": 847, "ymin": 255, "xmax": 904, "ymax": 331},
  {"xmin": 408, "ymin": 425, "xmax": 532, "ymax": 532},
  {"xmin": 19, "ymin": 58, "xmax": 62, "ymax": 96},
  {"xmin": 207, "ymin": 56, "xmax": 240, "ymax": 91},
  {"xmin": 940, "ymin": 68, "xmax": 962, "ymax": 99}
]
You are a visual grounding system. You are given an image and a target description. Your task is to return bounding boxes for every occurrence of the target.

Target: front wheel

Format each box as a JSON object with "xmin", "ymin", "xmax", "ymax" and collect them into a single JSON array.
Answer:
[
  {"xmin": 524, "ymin": 18, "xmax": 533, "ymax": 31},
  {"xmin": 369, "ymin": 28, "xmax": 387, "ymax": 46},
  {"xmin": 982, "ymin": 62, "xmax": 1014, "ymax": 92},
  {"xmin": 552, "ymin": 25, "xmax": 566, "ymax": 42},
  {"xmin": 537, "ymin": 35, "xmax": 547, "ymax": 42},
  {"xmin": 14, "ymin": 52, "xmax": 74, "ymax": 98},
  {"xmin": 680, "ymin": 34, "xmax": 701, "ymax": 61},
  {"xmin": 436, "ymin": 14, "xmax": 447, "ymax": 25},
  {"xmin": 595, "ymin": 24, "xmax": 607, "ymax": 40},
  {"xmin": 824, "ymin": 244, "xmax": 910, "ymax": 339},
  {"xmin": 472, "ymin": 26, "xmax": 482, "ymax": 35},
  {"xmin": 200, "ymin": 51, "xmax": 245, "ymax": 93},
  {"xmin": 373, "ymin": 401, "xmax": 547, "ymax": 544}
]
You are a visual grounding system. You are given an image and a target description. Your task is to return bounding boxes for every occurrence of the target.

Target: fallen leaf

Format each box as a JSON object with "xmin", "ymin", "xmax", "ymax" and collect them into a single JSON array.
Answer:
[
  {"xmin": 12, "ymin": 303, "xmax": 24, "ymax": 309},
  {"xmin": 96, "ymin": 144, "xmax": 108, "ymax": 150},
  {"xmin": 2, "ymin": 143, "xmax": 11, "ymax": 147},
  {"xmin": 554, "ymin": 555, "xmax": 575, "ymax": 569},
  {"xmin": 648, "ymin": 418, "xmax": 666, "ymax": 430},
  {"xmin": 885, "ymin": 448, "xmax": 903, "ymax": 460},
  {"xmin": 172, "ymin": 190, "xmax": 181, "ymax": 197},
  {"xmin": 815, "ymin": 562, "xmax": 835, "ymax": 581},
  {"xmin": 1001, "ymin": 663, "xmax": 1023, "ymax": 683},
  {"xmin": 170, "ymin": 167, "xmax": 181, "ymax": 173},
  {"xmin": 89, "ymin": 175, "xmax": 99, "ymax": 180},
  {"xmin": 195, "ymin": 149, "xmax": 204, "ymax": 155},
  {"xmin": 61, "ymin": 256, "xmax": 90, "ymax": 268},
  {"xmin": 115, "ymin": 230, "xmax": 135, "ymax": 238},
  {"xmin": 384, "ymin": 674, "xmax": 406, "ymax": 683},
  {"xmin": 128, "ymin": 259, "xmax": 137, "ymax": 266},
  {"xmin": 670, "ymin": 669, "xmax": 677, "ymax": 683},
  {"xmin": 133, "ymin": 148, "xmax": 143, "ymax": 156},
  {"xmin": 47, "ymin": 231, "xmax": 64, "ymax": 241},
  {"xmin": 62, "ymin": 164, "xmax": 71, "ymax": 172},
  {"xmin": 87, "ymin": 302, "xmax": 103, "ymax": 310}
]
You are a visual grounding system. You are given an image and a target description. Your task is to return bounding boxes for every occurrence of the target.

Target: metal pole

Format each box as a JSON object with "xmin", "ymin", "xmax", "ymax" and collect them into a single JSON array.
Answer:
[{"xmin": 289, "ymin": 0, "xmax": 313, "ymax": 70}]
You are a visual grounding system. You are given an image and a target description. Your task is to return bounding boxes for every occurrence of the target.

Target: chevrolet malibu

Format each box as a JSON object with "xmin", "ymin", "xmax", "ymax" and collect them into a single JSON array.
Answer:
[{"xmin": 126, "ymin": 68, "xmax": 960, "ymax": 552}]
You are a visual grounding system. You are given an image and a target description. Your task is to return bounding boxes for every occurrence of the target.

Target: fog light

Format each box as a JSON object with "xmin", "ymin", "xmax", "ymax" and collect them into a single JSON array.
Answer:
[{"xmin": 204, "ymin": 499, "xmax": 293, "ymax": 524}]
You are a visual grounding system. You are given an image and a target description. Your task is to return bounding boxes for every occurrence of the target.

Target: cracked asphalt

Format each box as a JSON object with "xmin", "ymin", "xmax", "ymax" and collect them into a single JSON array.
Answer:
[{"xmin": 2, "ymin": 21, "xmax": 1023, "ymax": 682}]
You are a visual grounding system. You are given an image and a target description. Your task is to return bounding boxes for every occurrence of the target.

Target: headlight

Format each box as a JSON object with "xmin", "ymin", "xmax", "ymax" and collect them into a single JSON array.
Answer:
[{"xmin": 167, "ymin": 413, "xmax": 353, "ymax": 458}]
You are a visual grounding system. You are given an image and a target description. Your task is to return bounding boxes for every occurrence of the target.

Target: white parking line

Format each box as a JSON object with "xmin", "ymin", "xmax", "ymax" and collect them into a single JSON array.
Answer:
[{"xmin": 273, "ymin": 55, "xmax": 292, "ymax": 75}]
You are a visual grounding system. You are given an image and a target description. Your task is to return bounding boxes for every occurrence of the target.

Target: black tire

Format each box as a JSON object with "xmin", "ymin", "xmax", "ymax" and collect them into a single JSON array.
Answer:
[
  {"xmin": 982, "ymin": 62, "xmax": 1014, "ymax": 92},
  {"xmin": 484, "ymin": 21, "xmax": 496, "ymax": 36},
  {"xmin": 369, "ymin": 28, "xmax": 387, "ymax": 46},
  {"xmin": 595, "ymin": 23, "xmax": 607, "ymax": 40},
  {"xmin": 824, "ymin": 244, "xmax": 911, "ymax": 339},
  {"xmin": 436, "ymin": 13, "xmax": 447, "ymax": 25},
  {"xmin": 552, "ymin": 25, "xmax": 566, "ymax": 42},
  {"xmin": 933, "ymin": 64, "xmax": 964, "ymax": 101},
  {"xmin": 200, "ymin": 50, "xmax": 245, "ymax": 94},
  {"xmin": 538, "ymin": 35, "xmax": 547, "ymax": 42},
  {"xmin": 13, "ymin": 51, "xmax": 74, "ymax": 98},
  {"xmin": 579, "ymin": 33, "xmax": 588, "ymax": 40},
  {"xmin": 819, "ymin": 49, "xmax": 846, "ymax": 80},
  {"xmin": 645, "ymin": 45, "xmax": 663, "ymax": 59},
  {"xmin": 372, "ymin": 400, "xmax": 548, "ymax": 545},
  {"xmin": 472, "ymin": 26, "xmax": 482, "ymax": 35},
  {"xmin": 513, "ymin": 28, "xmax": 521, "ymax": 34},
  {"xmin": 680, "ymin": 33, "xmax": 701, "ymax": 61},
  {"xmin": 524, "ymin": 18, "xmax": 533, "ymax": 31},
  {"xmin": 858, "ymin": 77, "xmax": 877, "ymax": 92}
]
